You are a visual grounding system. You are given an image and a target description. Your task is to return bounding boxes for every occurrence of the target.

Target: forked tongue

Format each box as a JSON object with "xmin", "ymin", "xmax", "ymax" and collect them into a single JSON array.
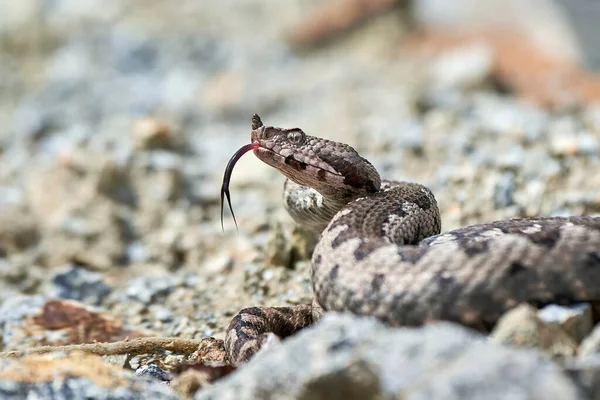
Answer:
[{"xmin": 221, "ymin": 142, "xmax": 260, "ymax": 232}]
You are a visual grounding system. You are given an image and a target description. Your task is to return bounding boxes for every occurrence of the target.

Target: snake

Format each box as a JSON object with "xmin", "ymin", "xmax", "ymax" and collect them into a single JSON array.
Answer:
[{"xmin": 220, "ymin": 114, "xmax": 600, "ymax": 366}]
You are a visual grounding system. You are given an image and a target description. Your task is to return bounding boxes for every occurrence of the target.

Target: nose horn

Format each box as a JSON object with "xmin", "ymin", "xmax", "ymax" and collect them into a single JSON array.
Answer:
[{"xmin": 251, "ymin": 114, "xmax": 263, "ymax": 130}]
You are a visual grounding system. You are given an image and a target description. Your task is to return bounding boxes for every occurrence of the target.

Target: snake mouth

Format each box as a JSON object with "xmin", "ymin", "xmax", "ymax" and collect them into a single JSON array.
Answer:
[
  {"xmin": 221, "ymin": 142, "xmax": 342, "ymax": 231},
  {"xmin": 254, "ymin": 146, "xmax": 342, "ymax": 178}
]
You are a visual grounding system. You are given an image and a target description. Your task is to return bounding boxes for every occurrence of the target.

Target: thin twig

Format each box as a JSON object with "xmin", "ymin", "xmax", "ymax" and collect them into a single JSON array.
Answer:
[{"xmin": 0, "ymin": 337, "xmax": 204, "ymax": 359}]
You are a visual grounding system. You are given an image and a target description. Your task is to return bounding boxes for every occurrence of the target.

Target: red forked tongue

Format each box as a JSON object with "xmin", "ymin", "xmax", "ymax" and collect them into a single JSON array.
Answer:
[{"xmin": 221, "ymin": 142, "xmax": 260, "ymax": 232}]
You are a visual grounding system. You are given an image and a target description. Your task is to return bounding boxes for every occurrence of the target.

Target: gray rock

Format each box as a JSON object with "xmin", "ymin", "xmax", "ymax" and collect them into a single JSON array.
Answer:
[
  {"xmin": 395, "ymin": 119, "xmax": 424, "ymax": 151},
  {"xmin": 577, "ymin": 134, "xmax": 599, "ymax": 155},
  {"xmin": 493, "ymin": 172, "xmax": 515, "ymax": 208},
  {"xmin": 196, "ymin": 314, "xmax": 583, "ymax": 400},
  {"xmin": 126, "ymin": 240, "xmax": 149, "ymax": 263},
  {"xmin": 0, "ymin": 378, "xmax": 179, "ymax": 400},
  {"xmin": 135, "ymin": 364, "xmax": 173, "ymax": 382},
  {"xmin": 0, "ymin": 186, "xmax": 25, "ymax": 207},
  {"xmin": 124, "ymin": 275, "xmax": 177, "ymax": 305},
  {"xmin": 50, "ymin": 264, "xmax": 112, "ymax": 306},
  {"xmin": 494, "ymin": 145, "xmax": 525, "ymax": 170},
  {"xmin": 0, "ymin": 352, "xmax": 179, "ymax": 400},
  {"xmin": 263, "ymin": 220, "xmax": 292, "ymax": 267},
  {"xmin": 0, "ymin": 205, "xmax": 39, "ymax": 253}
]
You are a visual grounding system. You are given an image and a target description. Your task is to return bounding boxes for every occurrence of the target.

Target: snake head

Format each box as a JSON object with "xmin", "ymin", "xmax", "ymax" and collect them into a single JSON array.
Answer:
[
  {"xmin": 221, "ymin": 114, "xmax": 382, "ymax": 231},
  {"xmin": 250, "ymin": 115, "xmax": 381, "ymax": 199}
]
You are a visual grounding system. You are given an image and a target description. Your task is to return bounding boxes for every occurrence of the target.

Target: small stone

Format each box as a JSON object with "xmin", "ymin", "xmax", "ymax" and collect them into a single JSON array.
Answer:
[
  {"xmin": 290, "ymin": 226, "xmax": 318, "ymax": 263},
  {"xmin": 59, "ymin": 215, "xmax": 93, "ymax": 236},
  {"xmin": 429, "ymin": 44, "xmax": 494, "ymax": 89},
  {"xmin": 548, "ymin": 132, "xmax": 599, "ymax": 156},
  {"xmin": 493, "ymin": 172, "xmax": 515, "ymax": 208},
  {"xmin": 491, "ymin": 304, "xmax": 577, "ymax": 361},
  {"xmin": 132, "ymin": 118, "xmax": 177, "ymax": 150},
  {"xmin": 538, "ymin": 303, "xmax": 594, "ymax": 343},
  {"xmin": 0, "ymin": 186, "xmax": 25, "ymax": 207},
  {"xmin": 202, "ymin": 252, "xmax": 233, "ymax": 275},
  {"xmin": 263, "ymin": 220, "xmax": 292, "ymax": 268},
  {"xmin": 577, "ymin": 133, "xmax": 599, "ymax": 155},
  {"xmin": 146, "ymin": 150, "xmax": 183, "ymax": 170},
  {"xmin": 152, "ymin": 306, "xmax": 174, "ymax": 323},
  {"xmin": 550, "ymin": 135, "xmax": 579, "ymax": 156},
  {"xmin": 135, "ymin": 364, "xmax": 172, "ymax": 382},
  {"xmin": 261, "ymin": 269, "xmax": 274, "ymax": 281},
  {"xmin": 95, "ymin": 160, "xmax": 137, "ymax": 206},
  {"xmin": 395, "ymin": 119, "xmax": 423, "ymax": 151},
  {"xmin": 50, "ymin": 265, "xmax": 112, "ymax": 306},
  {"xmin": 0, "ymin": 206, "xmax": 39, "ymax": 254},
  {"xmin": 125, "ymin": 275, "xmax": 177, "ymax": 304},
  {"xmin": 0, "ymin": 253, "xmax": 42, "ymax": 293},
  {"xmin": 126, "ymin": 240, "xmax": 148, "ymax": 263}
]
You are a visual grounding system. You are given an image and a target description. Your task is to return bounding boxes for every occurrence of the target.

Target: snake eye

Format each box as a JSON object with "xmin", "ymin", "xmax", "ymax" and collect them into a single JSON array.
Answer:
[{"xmin": 287, "ymin": 130, "xmax": 304, "ymax": 145}]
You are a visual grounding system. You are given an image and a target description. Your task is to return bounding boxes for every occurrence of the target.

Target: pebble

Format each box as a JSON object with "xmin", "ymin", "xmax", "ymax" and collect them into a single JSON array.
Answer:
[
  {"xmin": 135, "ymin": 365, "xmax": 173, "ymax": 382},
  {"xmin": 50, "ymin": 265, "xmax": 112, "ymax": 306},
  {"xmin": 263, "ymin": 220, "xmax": 292, "ymax": 267},
  {"xmin": 429, "ymin": 44, "xmax": 494, "ymax": 89},
  {"xmin": 126, "ymin": 240, "xmax": 148, "ymax": 263},
  {"xmin": 125, "ymin": 275, "xmax": 177, "ymax": 305},
  {"xmin": 131, "ymin": 118, "xmax": 178, "ymax": 151},
  {"xmin": 493, "ymin": 172, "xmax": 515, "ymax": 208},
  {"xmin": 395, "ymin": 119, "xmax": 424, "ymax": 151},
  {"xmin": 0, "ymin": 186, "xmax": 25, "ymax": 207},
  {"xmin": 577, "ymin": 133, "xmax": 599, "ymax": 155}
]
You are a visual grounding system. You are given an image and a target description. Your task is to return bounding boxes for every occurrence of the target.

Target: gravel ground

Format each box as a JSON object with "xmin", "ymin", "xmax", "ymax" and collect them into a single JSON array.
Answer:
[{"xmin": 1, "ymin": 0, "xmax": 600, "ymax": 397}]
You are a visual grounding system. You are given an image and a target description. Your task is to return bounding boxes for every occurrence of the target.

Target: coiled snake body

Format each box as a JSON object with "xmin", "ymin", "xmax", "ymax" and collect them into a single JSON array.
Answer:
[{"xmin": 221, "ymin": 115, "xmax": 600, "ymax": 365}]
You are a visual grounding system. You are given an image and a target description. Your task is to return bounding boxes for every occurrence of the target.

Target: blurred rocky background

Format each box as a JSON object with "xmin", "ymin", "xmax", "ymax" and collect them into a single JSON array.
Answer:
[{"xmin": 1, "ymin": 0, "xmax": 600, "ymax": 398}]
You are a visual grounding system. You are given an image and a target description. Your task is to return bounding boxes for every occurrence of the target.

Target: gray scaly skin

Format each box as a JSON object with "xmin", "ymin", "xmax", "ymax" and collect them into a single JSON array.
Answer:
[{"xmin": 224, "ymin": 114, "xmax": 600, "ymax": 366}]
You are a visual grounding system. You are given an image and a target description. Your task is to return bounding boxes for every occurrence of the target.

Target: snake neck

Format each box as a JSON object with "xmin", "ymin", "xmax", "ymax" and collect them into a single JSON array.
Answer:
[{"xmin": 283, "ymin": 179, "xmax": 358, "ymax": 233}]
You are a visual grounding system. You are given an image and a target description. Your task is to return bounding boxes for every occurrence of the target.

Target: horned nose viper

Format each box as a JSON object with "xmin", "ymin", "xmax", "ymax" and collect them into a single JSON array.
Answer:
[{"xmin": 221, "ymin": 114, "xmax": 600, "ymax": 366}]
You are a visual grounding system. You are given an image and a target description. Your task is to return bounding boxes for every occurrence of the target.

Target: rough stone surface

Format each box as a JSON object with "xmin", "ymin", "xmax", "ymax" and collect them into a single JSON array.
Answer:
[
  {"xmin": 0, "ymin": 352, "xmax": 179, "ymax": 400},
  {"xmin": 196, "ymin": 314, "xmax": 584, "ymax": 400}
]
